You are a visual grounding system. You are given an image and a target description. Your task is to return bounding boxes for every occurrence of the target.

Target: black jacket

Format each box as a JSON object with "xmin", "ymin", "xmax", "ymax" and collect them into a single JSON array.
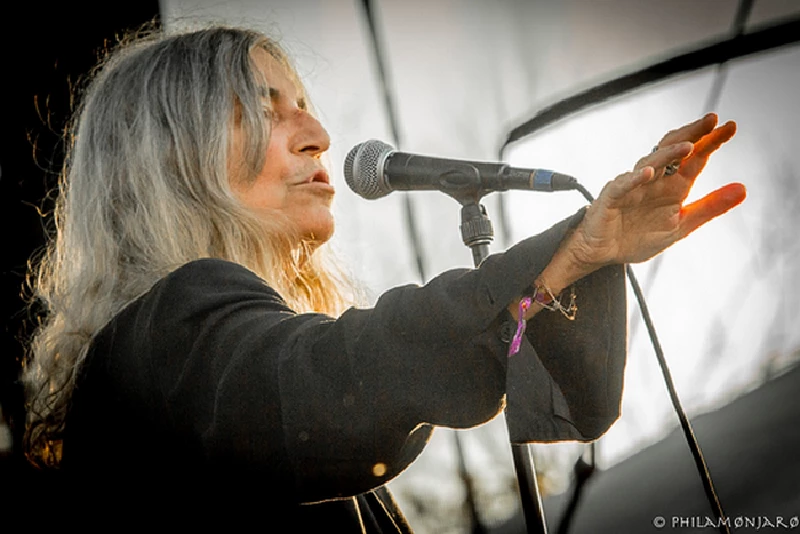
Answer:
[{"xmin": 60, "ymin": 211, "xmax": 626, "ymax": 531}]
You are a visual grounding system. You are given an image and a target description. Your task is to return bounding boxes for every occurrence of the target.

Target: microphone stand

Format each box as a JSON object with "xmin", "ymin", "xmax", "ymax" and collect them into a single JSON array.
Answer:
[{"xmin": 459, "ymin": 201, "xmax": 548, "ymax": 534}]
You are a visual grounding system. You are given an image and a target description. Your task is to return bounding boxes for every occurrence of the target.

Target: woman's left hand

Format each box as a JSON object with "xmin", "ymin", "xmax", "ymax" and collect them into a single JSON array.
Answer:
[{"xmin": 569, "ymin": 113, "xmax": 747, "ymax": 269}]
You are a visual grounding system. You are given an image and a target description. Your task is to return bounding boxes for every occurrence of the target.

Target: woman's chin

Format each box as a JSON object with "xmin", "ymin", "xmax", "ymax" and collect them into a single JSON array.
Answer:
[{"xmin": 301, "ymin": 217, "xmax": 335, "ymax": 247}]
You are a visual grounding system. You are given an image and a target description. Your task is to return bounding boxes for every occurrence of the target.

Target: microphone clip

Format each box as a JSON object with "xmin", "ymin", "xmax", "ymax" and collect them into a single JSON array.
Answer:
[{"xmin": 460, "ymin": 202, "xmax": 494, "ymax": 267}]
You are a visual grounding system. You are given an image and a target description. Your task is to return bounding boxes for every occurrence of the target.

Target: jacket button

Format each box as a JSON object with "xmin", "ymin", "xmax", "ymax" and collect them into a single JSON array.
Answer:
[{"xmin": 500, "ymin": 320, "xmax": 517, "ymax": 343}]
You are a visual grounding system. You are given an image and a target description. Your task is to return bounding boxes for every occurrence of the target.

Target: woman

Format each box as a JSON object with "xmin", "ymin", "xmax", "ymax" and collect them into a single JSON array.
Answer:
[{"xmin": 23, "ymin": 25, "xmax": 745, "ymax": 530}]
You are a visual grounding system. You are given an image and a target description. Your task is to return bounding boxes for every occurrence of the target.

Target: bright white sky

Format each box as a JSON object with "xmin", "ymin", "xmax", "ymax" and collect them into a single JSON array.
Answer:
[{"xmin": 159, "ymin": 0, "xmax": 800, "ymax": 529}]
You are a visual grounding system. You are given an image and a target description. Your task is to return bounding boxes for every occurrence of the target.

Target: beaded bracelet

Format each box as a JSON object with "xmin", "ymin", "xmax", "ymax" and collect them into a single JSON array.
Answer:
[{"xmin": 533, "ymin": 282, "xmax": 577, "ymax": 321}]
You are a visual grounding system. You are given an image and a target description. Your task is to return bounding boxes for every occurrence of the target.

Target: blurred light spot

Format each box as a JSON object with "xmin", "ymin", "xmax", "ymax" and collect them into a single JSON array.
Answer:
[{"xmin": 372, "ymin": 462, "xmax": 387, "ymax": 477}]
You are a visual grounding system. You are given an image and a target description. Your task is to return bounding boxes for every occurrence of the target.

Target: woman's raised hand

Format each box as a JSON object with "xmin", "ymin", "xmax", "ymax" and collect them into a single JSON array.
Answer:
[{"xmin": 568, "ymin": 113, "xmax": 747, "ymax": 269}]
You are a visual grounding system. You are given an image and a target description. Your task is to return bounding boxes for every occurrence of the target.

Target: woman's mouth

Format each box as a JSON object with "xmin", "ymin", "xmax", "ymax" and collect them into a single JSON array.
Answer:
[{"xmin": 309, "ymin": 170, "xmax": 330, "ymax": 184}]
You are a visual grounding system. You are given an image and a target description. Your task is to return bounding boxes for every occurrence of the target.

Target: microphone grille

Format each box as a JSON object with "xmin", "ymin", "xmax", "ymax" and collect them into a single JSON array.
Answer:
[{"xmin": 344, "ymin": 139, "xmax": 394, "ymax": 199}]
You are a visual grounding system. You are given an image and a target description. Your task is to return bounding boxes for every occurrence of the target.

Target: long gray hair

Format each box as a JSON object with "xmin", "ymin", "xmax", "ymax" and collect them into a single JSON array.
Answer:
[{"xmin": 24, "ymin": 25, "xmax": 356, "ymax": 467}]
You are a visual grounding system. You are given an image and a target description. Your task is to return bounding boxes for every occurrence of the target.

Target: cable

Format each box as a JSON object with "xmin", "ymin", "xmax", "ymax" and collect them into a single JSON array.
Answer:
[
  {"xmin": 572, "ymin": 184, "xmax": 731, "ymax": 534},
  {"xmin": 359, "ymin": 0, "xmax": 428, "ymax": 283},
  {"xmin": 358, "ymin": 2, "xmax": 486, "ymax": 531},
  {"xmin": 704, "ymin": 0, "xmax": 755, "ymax": 114},
  {"xmin": 555, "ymin": 3, "xmax": 757, "ymax": 528},
  {"xmin": 631, "ymin": 0, "xmax": 756, "ymax": 372}
]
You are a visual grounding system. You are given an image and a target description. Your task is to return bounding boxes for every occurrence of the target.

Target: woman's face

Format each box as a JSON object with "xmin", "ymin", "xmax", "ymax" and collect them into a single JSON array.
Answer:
[{"xmin": 229, "ymin": 48, "xmax": 334, "ymax": 244}]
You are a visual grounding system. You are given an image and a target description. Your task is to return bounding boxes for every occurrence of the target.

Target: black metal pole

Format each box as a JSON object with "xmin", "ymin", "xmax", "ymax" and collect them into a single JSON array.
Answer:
[
  {"xmin": 460, "ymin": 202, "xmax": 548, "ymax": 534},
  {"xmin": 512, "ymin": 444, "xmax": 548, "ymax": 534}
]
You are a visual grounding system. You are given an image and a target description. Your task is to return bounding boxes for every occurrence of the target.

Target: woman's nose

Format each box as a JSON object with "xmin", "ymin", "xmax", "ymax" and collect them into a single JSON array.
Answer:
[{"xmin": 293, "ymin": 112, "xmax": 330, "ymax": 157}]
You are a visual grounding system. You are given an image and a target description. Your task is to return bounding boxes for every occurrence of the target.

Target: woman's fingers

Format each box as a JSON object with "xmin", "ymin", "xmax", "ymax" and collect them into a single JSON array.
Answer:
[
  {"xmin": 679, "ymin": 121, "xmax": 737, "ymax": 178},
  {"xmin": 634, "ymin": 114, "xmax": 719, "ymax": 172},
  {"xmin": 602, "ymin": 166, "xmax": 654, "ymax": 203},
  {"xmin": 643, "ymin": 141, "xmax": 694, "ymax": 174},
  {"xmin": 678, "ymin": 182, "xmax": 747, "ymax": 238},
  {"xmin": 659, "ymin": 113, "xmax": 719, "ymax": 147},
  {"xmin": 691, "ymin": 120, "xmax": 736, "ymax": 157}
]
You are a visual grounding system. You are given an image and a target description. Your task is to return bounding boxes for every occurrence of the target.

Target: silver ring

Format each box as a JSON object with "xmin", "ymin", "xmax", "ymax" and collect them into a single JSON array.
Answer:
[
  {"xmin": 664, "ymin": 162, "xmax": 679, "ymax": 176},
  {"xmin": 651, "ymin": 145, "xmax": 659, "ymax": 154}
]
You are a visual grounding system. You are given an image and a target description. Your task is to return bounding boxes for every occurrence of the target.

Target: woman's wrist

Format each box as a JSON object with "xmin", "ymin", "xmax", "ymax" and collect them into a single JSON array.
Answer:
[
  {"xmin": 539, "ymin": 226, "xmax": 602, "ymax": 293},
  {"xmin": 507, "ymin": 227, "xmax": 602, "ymax": 321}
]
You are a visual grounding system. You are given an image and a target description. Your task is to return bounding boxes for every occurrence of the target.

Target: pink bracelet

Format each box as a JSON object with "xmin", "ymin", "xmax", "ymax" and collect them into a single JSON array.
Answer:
[
  {"xmin": 508, "ymin": 283, "xmax": 578, "ymax": 356},
  {"xmin": 508, "ymin": 296, "xmax": 532, "ymax": 356}
]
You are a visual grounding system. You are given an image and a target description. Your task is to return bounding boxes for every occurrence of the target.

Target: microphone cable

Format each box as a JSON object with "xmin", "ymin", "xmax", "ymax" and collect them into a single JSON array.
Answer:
[
  {"xmin": 566, "ymin": 180, "xmax": 731, "ymax": 534},
  {"xmin": 557, "ymin": 1, "xmax": 754, "ymax": 528}
]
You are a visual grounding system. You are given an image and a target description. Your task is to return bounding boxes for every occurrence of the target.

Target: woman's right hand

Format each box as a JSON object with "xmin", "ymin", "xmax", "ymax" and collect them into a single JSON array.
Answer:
[{"xmin": 568, "ymin": 113, "xmax": 746, "ymax": 269}]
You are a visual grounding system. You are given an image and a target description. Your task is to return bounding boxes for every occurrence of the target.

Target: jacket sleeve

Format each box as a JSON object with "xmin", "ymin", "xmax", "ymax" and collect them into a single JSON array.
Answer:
[
  {"xmin": 506, "ymin": 262, "xmax": 627, "ymax": 443},
  {"xmin": 142, "ymin": 209, "xmax": 625, "ymax": 502}
]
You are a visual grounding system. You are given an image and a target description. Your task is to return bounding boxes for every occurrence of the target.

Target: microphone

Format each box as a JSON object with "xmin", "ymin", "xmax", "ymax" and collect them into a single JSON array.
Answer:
[{"xmin": 344, "ymin": 139, "xmax": 578, "ymax": 200}]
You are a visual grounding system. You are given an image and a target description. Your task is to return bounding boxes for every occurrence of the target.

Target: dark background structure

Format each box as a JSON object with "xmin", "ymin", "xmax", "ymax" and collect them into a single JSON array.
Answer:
[{"xmin": 0, "ymin": 0, "xmax": 159, "ymax": 491}]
